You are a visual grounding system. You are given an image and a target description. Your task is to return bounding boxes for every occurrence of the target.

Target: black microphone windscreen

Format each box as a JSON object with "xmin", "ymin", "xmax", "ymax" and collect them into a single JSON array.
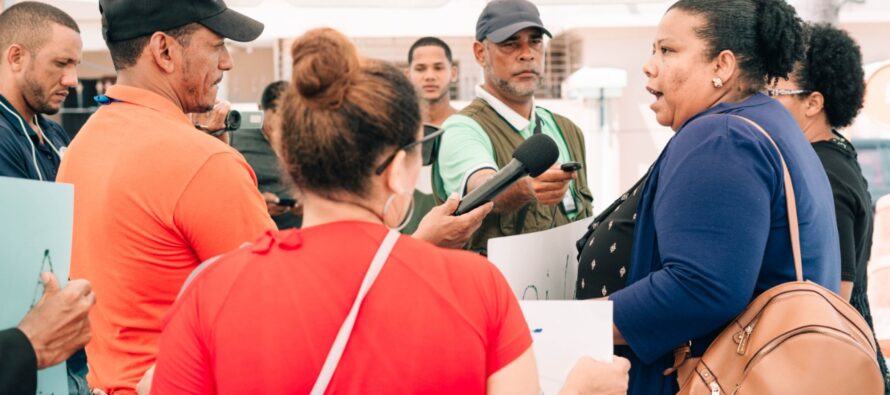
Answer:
[{"xmin": 512, "ymin": 133, "xmax": 559, "ymax": 177}]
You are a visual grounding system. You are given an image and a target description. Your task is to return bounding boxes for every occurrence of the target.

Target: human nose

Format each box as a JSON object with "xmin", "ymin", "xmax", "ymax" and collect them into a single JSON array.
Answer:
[
  {"xmin": 517, "ymin": 42, "xmax": 536, "ymax": 63},
  {"xmin": 61, "ymin": 66, "xmax": 78, "ymax": 88},
  {"xmin": 642, "ymin": 53, "xmax": 657, "ymax": 79},
  {"xmin": 219, "ymin": 46, "xmax": 233, "ymax": 71}
]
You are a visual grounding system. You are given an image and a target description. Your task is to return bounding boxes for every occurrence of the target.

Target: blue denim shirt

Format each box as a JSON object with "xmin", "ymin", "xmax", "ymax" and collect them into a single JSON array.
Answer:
[{"xmin": 610, "ymin": 93, "xmax": 841, "ymax": 394}]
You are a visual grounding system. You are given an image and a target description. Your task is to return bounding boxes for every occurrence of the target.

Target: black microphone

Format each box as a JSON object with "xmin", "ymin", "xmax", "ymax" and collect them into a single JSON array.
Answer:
[{"xmin": 454, "ymin": 133, "xmax": 559, "ymax": 215}]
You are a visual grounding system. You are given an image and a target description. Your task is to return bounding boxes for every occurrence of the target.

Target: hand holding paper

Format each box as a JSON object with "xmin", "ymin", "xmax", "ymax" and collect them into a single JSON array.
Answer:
[{"xmin": 18, "ymin": 273, "xmax": 94, "ymax": 369}]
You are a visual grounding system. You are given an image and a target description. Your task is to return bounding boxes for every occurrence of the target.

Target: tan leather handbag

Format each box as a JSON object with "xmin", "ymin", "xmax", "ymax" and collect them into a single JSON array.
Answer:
[{"xmin": 669, "ymin": 116, "xmax": 884, "ymax": 395}]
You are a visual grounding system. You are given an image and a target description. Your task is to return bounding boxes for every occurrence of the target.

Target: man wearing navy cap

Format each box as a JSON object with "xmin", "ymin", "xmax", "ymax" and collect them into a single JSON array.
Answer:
[
  {"xmin": 432, "ymin": 0, "xmax": 593, "ymax": 252},
  {"xmin": 57, "ymin": 1, "xmax": 275, "ymax": 393}
]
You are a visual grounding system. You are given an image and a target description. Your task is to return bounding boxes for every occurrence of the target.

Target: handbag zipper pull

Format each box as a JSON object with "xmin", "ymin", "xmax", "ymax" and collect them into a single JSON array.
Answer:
[
  {"xmin": 710, "ymin": 381, "xmax": 721, "ymax": 395},
  {"xmin": 736, "ymin": 325, "xmax": 753, "ymax": 355}
]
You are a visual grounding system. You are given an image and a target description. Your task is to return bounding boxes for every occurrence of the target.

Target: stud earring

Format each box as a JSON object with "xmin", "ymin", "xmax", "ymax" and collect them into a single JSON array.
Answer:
[{"xmin": 712, "ymin": 77, "xmax": 724, "ymax": 88}]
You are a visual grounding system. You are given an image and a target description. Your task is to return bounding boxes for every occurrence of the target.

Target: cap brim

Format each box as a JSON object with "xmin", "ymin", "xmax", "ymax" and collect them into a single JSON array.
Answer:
[
  {"xmin": 486, "ymin": 21, "xmax": 552, "ymax": 43},
  {"xmin": 200, "ymin": 8, "xmax": 264, "ymax": 42}
]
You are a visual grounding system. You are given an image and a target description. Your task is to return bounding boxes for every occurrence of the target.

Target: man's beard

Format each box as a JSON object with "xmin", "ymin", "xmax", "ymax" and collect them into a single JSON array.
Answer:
[
  {"xmin": 484, "ymin": 60, "xmax": 541, "ymax": 98},
  {"xmin": 182, "ymin": 58, "xmax": 216, "ymax": 114},
  {"xmin": 23, "ymin": 74, "xmax": 60, "ymax": 115}
]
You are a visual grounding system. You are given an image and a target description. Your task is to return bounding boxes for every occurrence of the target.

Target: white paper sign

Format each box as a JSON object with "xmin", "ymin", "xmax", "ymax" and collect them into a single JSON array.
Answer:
[
  {"xmin": 521, "ymin": 300, "xmax": 613, "ymax": 394},
  {"xmin": 488, "ymin": 219, "xmax": 590, "ymax": 300}
]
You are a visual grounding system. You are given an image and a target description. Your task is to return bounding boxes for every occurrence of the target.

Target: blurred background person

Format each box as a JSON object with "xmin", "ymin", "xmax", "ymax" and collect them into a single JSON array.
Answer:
[
  {"xmin": 402, "ymin": 37, "xmax": 457, "ymax": 234},
  {"xmin": 407, "ymin": 36, "xmax": 458, "ymax": 128},
  {"xmin": 0, "ymin": 274, "xmax": 94, "ymax": 395},
  {"xmin": 231, "ymin": 80, "xmax": 303, "ymax": 229},
  {"xmin": 770, "ymin": 22, "xmax": 889, "ymax": 391},
  {"xmin": 150, "ymin": 27, "xmax": 629, "ymax": 395},
  {"xmin": 604, "ymin": 1, "xmax": 841, "ymax": 393}
]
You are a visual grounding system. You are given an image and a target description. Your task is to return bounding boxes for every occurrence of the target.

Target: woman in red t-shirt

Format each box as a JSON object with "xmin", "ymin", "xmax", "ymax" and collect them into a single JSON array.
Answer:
[{"xmin": 149, "ymin": 28, "xmax": 628, "ymax": 395}]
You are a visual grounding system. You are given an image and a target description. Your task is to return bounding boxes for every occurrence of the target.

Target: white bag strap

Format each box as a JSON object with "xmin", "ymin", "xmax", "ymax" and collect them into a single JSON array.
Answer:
[
  {"xmin": 310, "ymin": 229, "xmax": 401, "ymax": 395},
  {"xmin": 730, "ymin": 115, "xmax": 803, "ymax": 281}
]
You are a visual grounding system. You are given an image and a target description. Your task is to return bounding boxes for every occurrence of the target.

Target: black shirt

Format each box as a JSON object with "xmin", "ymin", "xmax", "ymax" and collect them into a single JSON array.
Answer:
[
  {"xmin": 230, "ymin": 128, "xmax": 302, "ymax": 229},
  {"xmin": 0, "ymin": 327, "xmax": 37, "ymax": 395},
  {"xmin": 575, "ymin": 172, "xmax": 649, "ymax": 299},
  {"xmin": 813, "ymin": 133, "xmax": 889, "ymax": 392},
  {"xmin": 812, "ymin": 133, "xmax": 872, "ymax": 284}
]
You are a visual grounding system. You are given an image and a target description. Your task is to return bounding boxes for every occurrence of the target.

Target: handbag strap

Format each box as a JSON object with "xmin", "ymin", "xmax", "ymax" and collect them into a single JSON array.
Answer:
[
  {"xmin": 730, "ymin": 115, "xmax": 803, "ymax": 282},
  {"xmin": 310, "ymin": 229, "xmax": 401, "ymax": 395}
]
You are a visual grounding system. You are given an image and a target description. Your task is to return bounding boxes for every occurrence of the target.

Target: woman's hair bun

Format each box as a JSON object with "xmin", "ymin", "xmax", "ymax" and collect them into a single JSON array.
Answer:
[
  {"xmin": 290, "ymin": 28, "xmax": 360, "ymax": 110},
  {"xmin": 754, "ymin": 0, "xmax": 805, "ymax": 82}
]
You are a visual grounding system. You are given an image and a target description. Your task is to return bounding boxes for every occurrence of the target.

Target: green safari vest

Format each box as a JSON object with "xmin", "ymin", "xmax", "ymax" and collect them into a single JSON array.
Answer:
[{"xmin": 433, "ymin": 98, "xmax": 594, "ymax": 252}]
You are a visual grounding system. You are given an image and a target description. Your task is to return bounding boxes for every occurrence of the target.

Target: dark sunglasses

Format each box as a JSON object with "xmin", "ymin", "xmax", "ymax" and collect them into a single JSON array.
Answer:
[{"xmin": 374, "ymin": 125, "xmax": 445, "ymax": 175}]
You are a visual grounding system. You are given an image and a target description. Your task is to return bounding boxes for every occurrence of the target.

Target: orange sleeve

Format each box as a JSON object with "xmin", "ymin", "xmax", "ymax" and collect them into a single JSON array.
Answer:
[
  {"xmin": 173, "ymin": 151, "xmax": 276, "ymax": 261},
  {"xmin": 484, "ymin": 263, "xmax": 533, "ymax": 376}
]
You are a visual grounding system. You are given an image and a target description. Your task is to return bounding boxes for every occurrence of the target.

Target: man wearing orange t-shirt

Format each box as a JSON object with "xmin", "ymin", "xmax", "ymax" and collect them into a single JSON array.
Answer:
[{"xmin": 56, "ymin": 1, "xmax": 271, "ymax": 393}]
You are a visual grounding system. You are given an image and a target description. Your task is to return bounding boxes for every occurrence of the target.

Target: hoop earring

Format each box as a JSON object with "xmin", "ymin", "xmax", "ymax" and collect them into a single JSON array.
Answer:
[
  {"xmin": 712, "ymin": 77, "xmax": 724, "ymax": 88},
  {"xmin": 382, "ymin": 193, "xmax": 415, "ymax": 232}
]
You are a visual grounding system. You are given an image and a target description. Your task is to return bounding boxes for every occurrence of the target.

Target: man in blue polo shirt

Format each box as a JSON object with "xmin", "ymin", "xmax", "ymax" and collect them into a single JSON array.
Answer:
[{"xmin": 0, "ymin": 2, "xmax": 81, "ymax": 182}]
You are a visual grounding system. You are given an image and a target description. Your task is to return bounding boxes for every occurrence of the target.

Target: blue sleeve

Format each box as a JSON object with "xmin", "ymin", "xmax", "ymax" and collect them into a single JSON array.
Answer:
[{"xmin": 611, "ymin": 117, "xmax": 778, "ymax": 363}]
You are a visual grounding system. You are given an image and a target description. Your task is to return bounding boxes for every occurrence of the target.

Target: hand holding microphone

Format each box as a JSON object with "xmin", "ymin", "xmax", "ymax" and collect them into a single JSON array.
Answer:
[{"xmin": 454, "ymin": 133, "xmax": 560, "ymax": 215}]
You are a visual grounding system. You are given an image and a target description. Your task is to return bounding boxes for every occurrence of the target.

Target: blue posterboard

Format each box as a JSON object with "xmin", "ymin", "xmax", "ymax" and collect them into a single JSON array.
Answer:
[{"xmin": 0, "ymin": 176, "xmax": 74, "ymax": 395}]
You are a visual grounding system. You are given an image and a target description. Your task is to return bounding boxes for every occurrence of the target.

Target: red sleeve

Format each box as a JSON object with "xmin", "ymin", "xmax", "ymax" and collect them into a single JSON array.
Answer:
[
  {"xmin": 151, "ymin": 281, "xmax": 214, "ymax": 395},
  {"xmin": 484, "ymin": 263, "xmax": 533, "ymax": 376},
  {"xmin": 174, "ymin": 152, "xmax": 276, "ymax": 260}
]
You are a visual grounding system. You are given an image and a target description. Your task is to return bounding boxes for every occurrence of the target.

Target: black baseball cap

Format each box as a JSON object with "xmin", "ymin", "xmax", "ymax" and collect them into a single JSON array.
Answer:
[
  {"xmin": 99, "ymin": 0, "xmax": 264, "ymax": 43},
  {"xmin": 475, "ymin": 0, "xmax": 552, "ymax": 43}
]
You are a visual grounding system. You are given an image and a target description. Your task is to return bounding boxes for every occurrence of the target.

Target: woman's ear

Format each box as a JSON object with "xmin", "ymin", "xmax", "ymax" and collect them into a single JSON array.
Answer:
[
  {"xmin": 804, "ymin": 91, "xmax": 825, "ymax": 118},
  {"xmin": 714, "ymin": 49, "xmax": 738, "ymax": 87},
  {"xmin": 382, "ymin": 150, "xmax": 412, "ymax": 196}
]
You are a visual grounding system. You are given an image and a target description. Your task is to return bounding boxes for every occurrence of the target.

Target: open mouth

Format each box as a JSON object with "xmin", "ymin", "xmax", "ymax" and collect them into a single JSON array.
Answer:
[{"xmin": 646, "ymin": 86, "xmax": 663, "ymax": 99}]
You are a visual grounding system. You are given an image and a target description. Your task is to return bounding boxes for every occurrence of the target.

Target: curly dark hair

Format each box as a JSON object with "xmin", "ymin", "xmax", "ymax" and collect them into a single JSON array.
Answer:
[
  {"xmin": 794, "ymin": 23, "xmax": 865, "ymax": 129},
  {"xmin": 669, "ymin": 0, "xmax": 804, "ymax": 92}
]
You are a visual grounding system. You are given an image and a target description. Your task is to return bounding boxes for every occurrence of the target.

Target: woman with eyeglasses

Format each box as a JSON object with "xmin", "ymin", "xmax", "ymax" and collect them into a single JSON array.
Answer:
[
  {"xmin": 770, "ymin": 23, "xmax": 890, "ymax": 392},
  {"xmin": 599, "ymin": 1, "xmax": 842, "ymax": 393},
  {"xmin": 148, "ymin": 28, "xmax": 631, "ymax": 395}
]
